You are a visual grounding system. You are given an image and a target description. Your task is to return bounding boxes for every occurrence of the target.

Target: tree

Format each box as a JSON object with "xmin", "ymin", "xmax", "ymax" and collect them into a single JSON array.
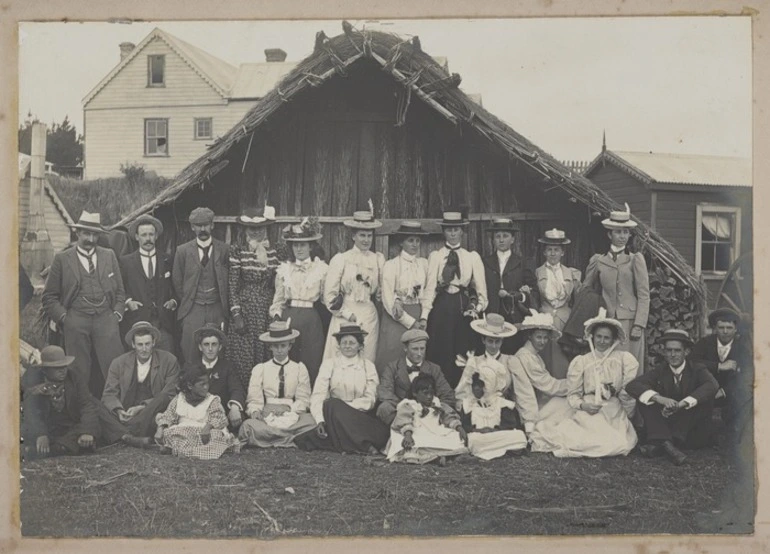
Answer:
[{"xmin": 18, "ymin": 113, "xmax": 84, "ymax": 168}]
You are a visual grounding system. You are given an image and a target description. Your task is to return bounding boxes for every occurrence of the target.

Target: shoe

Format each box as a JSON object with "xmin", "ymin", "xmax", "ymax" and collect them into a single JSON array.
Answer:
[
  {"xmin": 662, "ymin": 440, "xmax": 687, "ymax": 466},
  {"xmin": 121, "ymin": 434, "xmax": 151, "ymax": 449},
  {"xmin": 159, "ymin": 446, "xmax": 173, "ymax": 455},
  {"xmin": 640, "ymin": 443, "xmax": 662, "ymax": 458}
]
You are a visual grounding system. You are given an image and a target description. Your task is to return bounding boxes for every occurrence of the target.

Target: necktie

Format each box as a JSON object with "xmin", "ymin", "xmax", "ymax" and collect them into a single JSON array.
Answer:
[
  {"xmin": 141, "ymin": 253, "xmax": 154, "ymax": 279},
  {"xmin": 609, "ymin": 251, "xmax": 618, "ymax": 262},
  {"xmin": 441, "ymin": 248, "xmax": 460, "ymax": 284},
  {"xmin": 200, "ymin": 246, "xmax": 210, "ymax": 267},
  {"xmin": 81, "ymin": 250, "xmax": 95, "ymax": 274},
  {"xmin": 673, "ymin": 372, "xmax": 682, "ymax": 394},
  {"xmin": 275, "ymin": 360, "xmax": 287, "ymax": 398}
]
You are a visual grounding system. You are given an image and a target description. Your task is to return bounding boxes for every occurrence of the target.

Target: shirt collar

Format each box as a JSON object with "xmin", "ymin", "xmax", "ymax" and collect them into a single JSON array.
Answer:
[
  {"xmin": 485, "ymin": 352, "xmax": 501, "ymax": 361},
  {"xmin": 137, "ymin": 357, "xmax": 151, "ymax": 369},
  {"xmin": 273, "ymin": 357, "xmax": 289, "ymax": 366},
  {"xmin": 77, "ymin": 247, "xmax": 95, "ymax": 257},
  {"xmin": 546, "ymin": 262, "xmax": 561, "ymax": 270},
  {"xmin": 202, "ymin": 357, "xmax": 218, "ymax": 369},
  {"xmin": 497, "ymin": 249, "xmax": 511, "ymax": 258},
  {"xmin": 445, "ymin": 243, "xmax": 461, "ymax": 251},
  {"xmin": 610, "ymin": 245, "xmax": 626, "ymax": 254},
  {"xmin": 400, "ymin": 251, "xmax": 416, "ymax": 263},
  {"xmin": 717, "ymin": 338, "xmax": 734, "ymax": 348},
  {"xmin": 405, "ymin": 358, "xmax": 421, "ymax": 368},
  {"xmin": 140, "ymin": 248, "xmax": 156, "ymax": 257},
  {"xmin": 197, "ymin": 238, "xmax": 212, "ymax": 249},
  {"xmin": 669, "ymin": 361, "xmax": 687, "ymax": 376}
]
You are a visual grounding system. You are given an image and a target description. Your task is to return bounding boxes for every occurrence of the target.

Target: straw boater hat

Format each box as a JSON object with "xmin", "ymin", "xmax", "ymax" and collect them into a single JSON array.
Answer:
[
  {"xmin": 332, "ymin": 323, "xmax": 369, "ymax": 339},
  {"xmin": 538, "ymin": 228, "xmax": 571, "ymax": 246},
  {"xmin": 439, "ymin": 209, "xmax": 470, "ymax": 227},
  {"xmin": 401, "ymin": 328, "xmax": 429, "ymax": 344},
  {"xmin": 238, "ymin": 205, "xmax": 276, "ymax": 227},
  {"xmin": 188, "ymin": 207, "xmax": 215, "ymax": 225},
  {"xmin": 391, "ymin": 220, "xmax": 430, "ymax": 237},
  {"xmin": 582, "ymin": 308, "xmax": 626, "ymax": 344},
  {"xmin": 38, "ymin": 345, "xmax": 75, "ymax": 368},
  {"xmin": 655, "ymin": 329, "xmax": 694, "ymax": 348},
  {"xmin": 343, "ymin": 200, "xmax": 382, "ymax": 230},
  {"xmin": 193, "ymin": 323, "xmax": 227, "ymax": 345},
  {"xmin": 259, "ymin": 318, "xmax": 300, "ymax": 343},
  {"xmin": 471, "ymin": 313, "xmax": 518, "ymax": 339},
  {"xmin": 707, "ymin": 307, "xmax": 741, "ymax": 328},
  {"xmin": 124, "ymin": 321, "xmax": 161, "ymax": 345},
  {"xmin": 484, "ymin": 218, "xmax": 519, "ymax": 234},
  {"xmin": 471, "ymin": 362, "xmax": 501, "ymax": 394},
  {"xmin": 602, "ymin": 203, "xmax": 638, "ymax": 230},
  {"xmin": 128, "ymin": 214, "xmax": 164, "ymax": 238},
  {"xmin": 283, "ymin": 216, "xmax": 323, "ymax": 242},
  {"xmin": 518, "ymin": 309, "xmax": 562, "ymax": 339},
  {"xmin": 68, "ymin": 210, "xmax": 107, "ymax": 233}
]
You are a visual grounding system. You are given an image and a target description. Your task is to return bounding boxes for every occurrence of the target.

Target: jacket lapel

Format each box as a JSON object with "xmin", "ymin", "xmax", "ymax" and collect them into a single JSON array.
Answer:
[
  {"xmin": 121, "ymin": 353, "xmax": 136, "ymax": 405},
  {"xmin": 66, "ymin": 248, "xmax": 82, "ymax": 281},
  {"xmin": 502, "ymin": 254, "xmax": 521, "ymax": 277},
  {"xmin": 150, "ymin": 352, "xmax": 160, "ymax": 394},
  {"xmin": 395, "ymin": 358, "xmax": 412, "ymax": 392},
  {"xmin": 679, "ymin": 362, "xmax": 692, "ymax": 396},
  {"xmin": 96, "ymin": 247, "xmax": 109, "ymax": 283},
  {"xmin": 598, "ymin": 253, "xmax": 618, "ymax": 269}
]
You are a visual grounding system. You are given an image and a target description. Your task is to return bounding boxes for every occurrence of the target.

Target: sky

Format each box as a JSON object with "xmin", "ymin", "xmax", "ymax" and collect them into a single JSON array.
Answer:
[{"xmin": 18, "ymin": 17, "xmax": 752, "ymax": 162}]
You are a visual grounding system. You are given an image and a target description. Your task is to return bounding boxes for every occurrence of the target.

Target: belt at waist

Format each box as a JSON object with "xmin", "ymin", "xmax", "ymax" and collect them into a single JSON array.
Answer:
[
  {"xmin": 288, "ymin": 300, "xmax": 314, "ymax": 308},
  {"xmin": 397, "ymin": 298, "xmax": 421, "ymax": 306}
]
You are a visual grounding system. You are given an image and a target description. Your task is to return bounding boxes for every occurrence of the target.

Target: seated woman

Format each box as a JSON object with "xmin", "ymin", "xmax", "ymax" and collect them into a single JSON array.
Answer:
[
  {"xmin": 154, "ymin": 364, "xmax": 241, "ymax": 459},
  {"xmin": 462, "ymin": 364, "xmax": 528, "ymax": 460},
  {"xmin": 507, "ymin": 310, "xmax": 570, "ymax": 435},
  {"xmin": 239, "ymin": 320, "xmax": 317, "ymax": 447},
  {"xmin": 295, "ymin": 324, "xmax": 390, "ymax": 454},
  {"xmin": 530, "ymin": 308, "xmax": 639, "ymax": 457},
  {"xmin": 386, "ymin": 374, "xmax": 468, "ymax": 465}
]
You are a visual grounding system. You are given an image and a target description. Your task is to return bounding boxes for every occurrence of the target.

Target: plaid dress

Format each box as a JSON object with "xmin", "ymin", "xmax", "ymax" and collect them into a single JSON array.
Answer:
[{"xmin": 155, "ymin": 393, "xmax": 241, "ymax": 460}]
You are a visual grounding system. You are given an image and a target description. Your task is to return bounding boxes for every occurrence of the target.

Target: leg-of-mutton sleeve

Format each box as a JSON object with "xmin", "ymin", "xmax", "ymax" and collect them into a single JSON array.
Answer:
[
  {"xmin": 309, "ymin": 359, "xmax": 335, "ymax": 424},
  {"xmin": 245, "ymin": 363, "xmax": 266, "ymax": 417},
  {"xmin": 291, "ymin": 362, "xmax": 312, "ymax": 413},
  {"xmin": 206, "ymin": 395, "xmax": 230, "ymax": 430},
  {"xmin": 631, "ymin": 253, "xmax": 650, "ymax": 329},
  {"xmin": 420, "ymin": 250, "xmax": 442, "ymax": 321},
  {"xmin": 347, "ymin": 360, "xmax": 379, "ymax": 412},
  {"xmin": 618, "ymin": 351, "xmax": 640, "ymax": 416},
  {"xmin": 155, "ymin": 394, "xmax": 181, "ymax": 428},
  {"xmin": 381, "ymin": 260, "xmax": 415, "ymax": 329},
  {"xmin": 324, "ymin": 252, "xmax": 354, "ymax": 322},
  {"xmin": 582, "ymin": 254, "xmax": 602, "ymax": 294},
  {"xmin": 566, "ymin": 355, "xmax": 587, "ymax": 410},
  {"xmin": 269, "ymin": 265, "xmax": 288, "ymax": 319},
  {"xmin": 228, "ymin": 246, "xmax": 243, "ymax": 315},
  {"xmin": 468, "ymin": 251, "xmax": 488, "ymax": 313}
]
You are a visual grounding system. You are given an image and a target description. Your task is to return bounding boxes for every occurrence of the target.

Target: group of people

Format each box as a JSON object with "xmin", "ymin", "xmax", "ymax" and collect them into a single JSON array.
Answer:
[{"xmin": 21, "ymin": 201, "xmax": 752, "ymax": 467}]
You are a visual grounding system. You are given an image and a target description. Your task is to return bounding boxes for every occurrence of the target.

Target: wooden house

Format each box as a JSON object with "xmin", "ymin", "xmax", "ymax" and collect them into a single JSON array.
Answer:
[
  {"xmin": 584, "ymin": 147, "xmax": 751, "ymax": 308},
  {"xmin": 115, "ymin": 23, "xmax": 707, "ymax": 348}
]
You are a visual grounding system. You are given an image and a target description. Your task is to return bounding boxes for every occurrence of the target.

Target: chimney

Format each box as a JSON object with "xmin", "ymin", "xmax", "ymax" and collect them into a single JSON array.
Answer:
[
  {"xmin": 264, "ymin": 48, "xmax": 287, "ymax": 63},
  {"xmin": 119, "ymin": 42, "xmax": 136, "ymax": 61}
]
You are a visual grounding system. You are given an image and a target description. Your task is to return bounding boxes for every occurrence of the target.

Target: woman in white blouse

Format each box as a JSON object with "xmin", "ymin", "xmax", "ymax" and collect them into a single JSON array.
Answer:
[
  {"xmin": 270, "ymin": 217, "xmax": 328, "ymax": 384},
  {"xmin": 535, "ymin": 229, "xmax": 582, "ymax": 379},
  {"xmin": 322, "ymin": 210, "xmax": 385, "ymax": 362},
  {"xmin": 530, "ymin": 308, "xmax": 638, "ymax": 457},
  {"xmin": 375, "ymin": 221, "xmax": 430, "ymax": 371},
  {"xmin": 294, "ymin": 324, "xmax": 390, "ymax": 454}
]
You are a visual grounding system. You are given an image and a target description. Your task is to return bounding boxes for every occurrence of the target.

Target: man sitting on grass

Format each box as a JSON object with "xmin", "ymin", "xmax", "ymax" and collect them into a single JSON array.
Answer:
[{"xmin": 99, "ymin": 321, "xmax": 179, "ymax": 448}]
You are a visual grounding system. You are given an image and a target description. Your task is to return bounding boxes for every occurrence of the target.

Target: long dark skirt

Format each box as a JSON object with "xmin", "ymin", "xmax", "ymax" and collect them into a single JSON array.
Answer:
[
  {"xmin": 426, "ymin": 292, "xmax": 480, "ymax": 388},
  {"xmin": 283, "ymin": 306, "xmax": 325, "ymax": 385},
  {"xmin": 294, "ymin": 398, "xmax": 389, "ymax": 454}
]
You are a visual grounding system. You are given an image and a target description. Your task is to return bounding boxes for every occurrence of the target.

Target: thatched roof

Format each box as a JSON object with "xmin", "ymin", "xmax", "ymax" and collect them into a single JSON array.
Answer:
[{"xmin": 114, "ymin": 21, "xmax": 706, "ymax": 301}]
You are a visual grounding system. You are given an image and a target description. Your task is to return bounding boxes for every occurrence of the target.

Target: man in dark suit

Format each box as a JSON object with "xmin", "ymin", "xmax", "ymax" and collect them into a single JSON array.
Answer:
[
  {"xmin": 42, "ymin": 211, "xmax": 126, "ymax": 397},
  {"xmin": 119, "ymin": 214, "xmax": 177, "ymax": 354},
  {"xmin": 482, "ymin": 218, "xmax": 538, "ymax": 354},
  {"xmin": 626, "ymin": 329, "xmax": 719, "ymax": 465},
  {"xmin": 21, "ymin": 346, "xmax": 100, "ymax": 459},
  {"xmin": 172, "ymin": 207, "xmax": 229, "ymax": 364},
  {"xmin": 690, "ymin": 308, "xmax": 753, "ymax": 434},
  {"xmin": 376, "ymin": 329, "xmax": 456, "ymax": 425}
]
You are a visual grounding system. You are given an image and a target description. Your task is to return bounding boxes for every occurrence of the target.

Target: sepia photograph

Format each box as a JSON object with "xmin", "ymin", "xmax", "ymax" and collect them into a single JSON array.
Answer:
[{"xmin": 13, "ymin": 10, "xmax": 757, "ymax": 544}]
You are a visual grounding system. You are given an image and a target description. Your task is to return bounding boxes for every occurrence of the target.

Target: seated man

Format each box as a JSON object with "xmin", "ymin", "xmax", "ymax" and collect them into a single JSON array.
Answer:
[
  {"xmin": 21, "ymin": 346, "xmax": 100, "ymax": 459},
  {"xmin": 626, "ymin": 329, "xmax": 718, "ymax": 466},
  {"xmin": 99, "ymin": 321, "xmax": 180, "ymax": 447},
  {"xmin": 376, "ymin": 329, "xmax": 455, "ymax": 426},
  {"xmin": 690, "ymin": 307, "xmax": 753, "ymax": 433},
  {"xmin": 194, "ymin": 323, "xmax": 246, "ymax": 429}
]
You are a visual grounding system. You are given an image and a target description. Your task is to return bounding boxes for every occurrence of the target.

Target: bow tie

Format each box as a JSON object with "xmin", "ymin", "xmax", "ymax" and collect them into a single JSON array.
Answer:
[
  {"xmin": 295, "ymin": 260, "xmax": 311, "ymax": 272},
  {"xmin": 407, "ymin": 364, "xmax": 421, "ymax": 374},
  {"xmin": 608, "ymin": 248, "xmax": 628, "ymax": 261}
]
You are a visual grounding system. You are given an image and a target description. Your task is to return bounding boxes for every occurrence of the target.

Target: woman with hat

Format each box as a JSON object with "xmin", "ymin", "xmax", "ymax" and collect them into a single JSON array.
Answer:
[
  {"xmin": 270, "ymin": 217, "xmax": 329, "ymax": 385},
  {"xmin": 239, "ymin": 319, "xmax": 317, "ymax": 447},
  {"xmin": 536, "ymin": 228, "xmax": 582, "ymax": 379},
  {"xmin": 295, "ymin": 324, "xmax": 390, "ymax": 454},
  {"xmin": 227, "ymin": 205, "xmax": 283, "ymax": 386},
  {"xmin": 583, "ymin": 203, "xmax": 650, "ymax": 369},
  {"xmin": 422, "ymin": 208, "xmax": 488, "ymax": 388},
  {"xmin": 507, "ymin": 310, "xmax": 571, "ymax": 436},
  {"xmin": 529, "ymin": 308, "xmax": 639, "ymax": 457},
  {"xmin": 322, "ymin": 207, "xmax": 385, "ymax": 363},
  {"xmin": 375, "ymin": 221, "xmax": 431, "ymax": 370}
]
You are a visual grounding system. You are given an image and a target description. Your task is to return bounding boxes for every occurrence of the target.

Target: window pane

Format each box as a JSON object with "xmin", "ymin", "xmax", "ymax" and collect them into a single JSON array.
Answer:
[
  {"xmin": 149, "ymin": 56, "xmax": 164, "ymax": 85},
  {"xmin": 715, "ymin": 243, "xmax": 731, "ymax": 271},
  {"xmin": 701, "ymin": 244, "xmax": 715, "ymax": 272},
  {"xmin": 146, "ymin": 119, "xmax": 167, "ymax": 155}
]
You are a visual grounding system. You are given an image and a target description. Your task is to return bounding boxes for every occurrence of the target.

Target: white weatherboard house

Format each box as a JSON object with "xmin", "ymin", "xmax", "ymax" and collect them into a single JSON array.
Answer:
[{"xmin": 81, "ymin": 28, "xmax": 299, "ymax": 179}]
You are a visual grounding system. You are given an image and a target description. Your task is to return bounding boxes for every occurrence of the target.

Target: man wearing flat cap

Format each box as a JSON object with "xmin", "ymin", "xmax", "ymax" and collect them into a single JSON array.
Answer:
[
  {"xmin": 375, "ymin": 329, "xmax": 455, "ymax": 426},
  {"xmin": 119, "ymin": 214, "xmax": 177, "ymax": 354},
  {"xmin": 99, "ymin": 321, "xmax": 180, "ymax": 447},
  {"xmin": 626, "ymin": 329, "xmax": 718, "ymax": 466},
  {"xmin": 173, "ymin": 207, "xmax": 229, "ymax": 364},
  {"xmin": 690, "ymin": 308, "xmax": 753, "ymax": 434},
  {"xmin": 42, "ymin": 210, "xmax": 126, "ymax": 397}
]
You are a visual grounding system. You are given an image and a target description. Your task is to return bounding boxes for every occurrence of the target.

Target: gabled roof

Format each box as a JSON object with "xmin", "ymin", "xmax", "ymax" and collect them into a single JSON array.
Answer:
[
  {"xmin": 114, "ymin": 22, "xmax": 706, "ymax": 301},
  {"xmin": 585, "ymin": 150, "xmax": 751, "ymax": 188},
  {"xmin": 82, "ymin": 27, "xmax": 238, "ymax": 107}
]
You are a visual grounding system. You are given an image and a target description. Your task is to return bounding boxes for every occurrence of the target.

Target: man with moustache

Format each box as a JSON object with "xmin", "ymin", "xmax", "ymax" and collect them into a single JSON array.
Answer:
[
  {"xmin": 42, "ymin": 211, "xmax": 126, "ymax": 396},
  {"xmin": 173, "ymin": 207, "xmax": 229, "ymax": 364},
  {"xmin": 119, "ymin": 214, "xmax": 177, "ymax": 354}
]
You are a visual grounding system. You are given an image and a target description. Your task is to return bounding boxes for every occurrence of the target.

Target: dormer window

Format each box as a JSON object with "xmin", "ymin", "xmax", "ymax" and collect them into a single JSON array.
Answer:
[{"xmin": 148, "ymin": 55, "xmax": 165, "ymax": 87}]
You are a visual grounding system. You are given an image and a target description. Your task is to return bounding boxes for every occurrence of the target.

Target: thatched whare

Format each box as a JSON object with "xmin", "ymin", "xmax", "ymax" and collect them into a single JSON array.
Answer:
[{"xmin": 113, "ymin": 22, "xmax": 707, "ymax": 360}]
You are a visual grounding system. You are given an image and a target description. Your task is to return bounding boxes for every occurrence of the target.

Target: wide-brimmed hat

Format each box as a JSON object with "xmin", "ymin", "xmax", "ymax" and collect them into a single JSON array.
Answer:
[
  {"xmin": 656, "ymin": 329, "xmax": 694, "ymax": 348},
  {"xmin": 68, "ymin": 210, "xmax": 107, "ymax": 233},
  {"xmin": 193, "ymin": 323, "xmax": 226, "ymax": 345},
  {"xmin": 707, "ymin": 307, "xmax": 741, "ymax": 328},
  {"xmin": 583, "ymin": 307, "xmax": 626, "ymax": 343},
  {"xmin": 471, "ymin": 313, "xmax": 518, "ymax": 338},
  {"xmin": 238, "ymin": 205, "xmax": 276, "ymax": 227},
  {"xmin": 401, "ymin": 328, "xmax": 429, "ymax": 344},
  {"xmin": 188, "ymin": 207, "xmax": 215, "ymax": 225},
  {"xmin": 484, "ymin": 218, "xmax": 519, "ymax": 234},
  {"xmin": 332, "ymin": 323, "xmax": 369, "ymax": 339},
  {"xmin": 125, "ymin": 321, "xmax": 161, "ymax": 345},
  {"xmin": 602, "ymin": 202, "xmax": 638, "ymax": 229},
  {"xmin": 439, "ymin": 210, "xmax": 470, "ymax": 227},
  {"xmin": 128, "ymin": 214, "xmax": 164, "ymax": 238},
  {"xmin": 38, "ymin": 345, "xmax": 75, "ymax": 368},
  {"xmin": 259, "ymin": 318, "xmax": 300, "ymax": 343},
  {"xmin": 471, "ymin": 362, "xmax": 501, "ymax": 393},
  {"xmin": 283, "ymin": 216, "xmax": 323, "ymax": 242},
  {"xmin": 343, "ymin": 207, "xmax": 382, "ymax": 230},
  {"xmin": 538, "ymin": 228, "xmax": 571, "ymax": 246},
  {"xmin": 519, "ymin": 309, "xmax": 562, "ymax": 339},
  {"xmin": 391, "ymin": 221, "xmax": 430, "ymax": 237}
]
